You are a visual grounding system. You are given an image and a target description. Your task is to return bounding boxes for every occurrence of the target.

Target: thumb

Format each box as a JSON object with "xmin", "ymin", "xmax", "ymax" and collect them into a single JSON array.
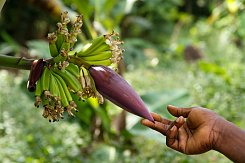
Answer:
[{"xmin": 167, "ymin": 105, "xmax": 191, "ymax": 118}]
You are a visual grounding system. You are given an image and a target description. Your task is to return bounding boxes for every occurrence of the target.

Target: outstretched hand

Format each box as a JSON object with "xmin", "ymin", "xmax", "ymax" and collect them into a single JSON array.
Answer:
[{"xmin": 141, "ymin": 105, "xmax": 223, "ymax": 155}]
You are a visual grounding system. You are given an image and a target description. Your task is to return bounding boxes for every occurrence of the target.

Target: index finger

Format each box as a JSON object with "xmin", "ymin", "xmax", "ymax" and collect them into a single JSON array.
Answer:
[
  {"xmin": 141, "ymin": 119, "xmax": 169, "ymax": 135},
  {"xmin": 151, "ymin": 112, "xmax": 172, "ymax": 125},
  {"xmin": 141, "ymin": 115, "xmax": 185, "ymax": 136}
]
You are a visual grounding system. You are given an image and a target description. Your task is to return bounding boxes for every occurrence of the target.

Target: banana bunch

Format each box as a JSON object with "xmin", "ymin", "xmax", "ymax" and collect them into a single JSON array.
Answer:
[
  {"xmin": 34, "ymin": 62, "xmax": 106, "ymax": 122},
  {"xmin": 34, "ymin": 63, "xmax": 81, "ymax": 122},
  {"xmin": 47, "ymin": 11, "xmax": 83, "ymax": 67},
  {"xmin": 29, "ymin": 11, "xmax": 124, "ymax": 122},
  {"xmin": 75, "ymin": 31, "xmax": 124, "ymax": 69}
]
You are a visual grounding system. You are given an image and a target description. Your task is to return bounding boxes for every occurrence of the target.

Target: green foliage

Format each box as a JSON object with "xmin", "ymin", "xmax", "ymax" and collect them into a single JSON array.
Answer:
[{"xmin": 0, "ymin": 71, "xmax": 86, "ymax": 162}]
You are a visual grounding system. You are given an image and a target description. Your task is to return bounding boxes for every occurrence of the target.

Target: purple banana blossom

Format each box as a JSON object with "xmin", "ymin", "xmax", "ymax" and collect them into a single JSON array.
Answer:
[
  {"xmin": 27, "ymin": 59, "xmax": 45, "ymax": 92},
  {"xmin": 89, "ymin": 65, "xmax": 154, "ymax": 122}
]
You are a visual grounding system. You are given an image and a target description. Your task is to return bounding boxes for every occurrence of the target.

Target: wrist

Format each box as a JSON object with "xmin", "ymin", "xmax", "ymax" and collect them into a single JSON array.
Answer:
[
  {"xmin": 212, "ymin": 117, "xmax": 229, "ymax": 151},
  {"xmin": 213, "ymin": 118, "xmax": 245, "ymax": 162}
]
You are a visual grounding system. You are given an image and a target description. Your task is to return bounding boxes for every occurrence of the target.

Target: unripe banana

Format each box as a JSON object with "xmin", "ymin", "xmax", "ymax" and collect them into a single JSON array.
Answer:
[
  {"xmin": 78, "ymin": 43, "xmax": 111, "ymax": 57},
  {"xmin": 85, "ymin": 59, "xmax": 112, "ymax": 66},
  {"xmin": 49, "ymin": 42, "xmax": 59, "ymax": 57},
  {"xmin": 52, "ymin": 71, "xmax": 73, "ymax": 102},
  {"xmin": 53, "ymin": 49, "xmax": 68, "ymax": 63},
  {"xmin": 56, "ymin": 32, "xmax": 65, "ymax": 52},
  {"xmin": 48, "ymin": 33, "xmax": 59, "ymax": 57},
  {"xmin": 60, "ymin": 36, "xmax": 70, "ymax": 52},
  {"xmin": 85, "ymin": 35, "xmax": 105, "ymax": 51},
  {"xmin": 89, "ymin": 43, "xmax": 111, "ymax": 54},
  {"xmin": 53, "ymin": 68, "xmax": 82, "ymax": 92},
  {"xmin": 49, "ymin": 73, "xmax": 60, "ymax": 98},
  {"xmin": 56, "ymin": 21, "xmax": 67, "ymax": 52},
  {"xmin": 77, "ymin": 35, "xmax": 105, "ymax": 56},
  {"xmin": 55, "ymin": 75, "xmax": 69, "ymax": 107},
  {"xmin": 40, "ymin": 66, "xmax": 51, "ymax": 91},
  {"xmin": 34, "ymin": 80, "xmax": 42, "ymax": 107},
  {"xmin": 35, "ymin": 80, "xmax": 42, "ymax": 97},
  {"xmin": 65, "ymin": 63, "xmax": 80, "ymax": 78},
  {"xmin": 53, "ymin": 55, "xmax": 64, "ymax": 64},
  {"xmin": 82, "ymin": 51, "xmax": 112, "ymax": 61}
]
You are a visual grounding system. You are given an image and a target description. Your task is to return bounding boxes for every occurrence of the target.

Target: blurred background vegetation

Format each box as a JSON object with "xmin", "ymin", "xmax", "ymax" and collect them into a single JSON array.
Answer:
[{"xmin": 0, "ymin": 0, "xmax": 245, "ymax": 162}]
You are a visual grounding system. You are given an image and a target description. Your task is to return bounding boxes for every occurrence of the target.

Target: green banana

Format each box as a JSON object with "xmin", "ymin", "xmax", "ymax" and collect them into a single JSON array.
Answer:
[
  {"xmin": 40, "ymin": 66, "xmax": 51, "ymax": 91},
  {"xmin": 85, "ymin": 59, "xmax": 112, "ymax": 66},
  {"xmin": 49, "ymin": 73, "xmax": 60, "ymax": 98},
  {"xmin": 60, "ymin": 35, "xmax": 70, "ymax": 52},
  {"xmin": 55, "ymin": 74, "xmax": 69, "ymax": 107},
  {"xmin": 77, "ymin": 35, "xmax": 105, "ymax": 56},
  {"xmin": 35, "ymin": 79, "xmax": 42, "ymax": 97},
  {"xmin": 56, "ymin": 33, "xmax": 65, "ymax": 52},
  {"xmin": 53, "ymin": 68, "xmax": 82, "ymax": 92},
  {"xmin": 79, "ymin": 67, "xmax": 86, "ymax": 89},
  {"xmin": 49, "ymin": 42, "xmax": 59, "ymax": 57},
  {"xmin": 89, "ymin": 43, "xmax": 111, "ymax": 55},
  {"xmin": 82, "ymin": 51, "xmax": 112, "ymax": 61},
  {"xmin": 80, "ymin": 43, "xmax": 92, "ymax": 53},
  {"xmin": 56, "ymin": 22, "xmax": 67, "ymax": 52},
  {"xmin": 77, "ymin": 43, "xmax": 111, "ymax": 57},
  {"xmin": 53, "ymin": 54, "xmax": 65, "ymax": 63},
  {"xmin": 65, "ymin": 63, "xmax": 80, "ymax": 78},
  {"xmin": 52, "ymin": 71, "xmax": 73, "ymax": 102},
  {"xmin": 34, "ymin": 79, "xmax": 42, "ymax": 107},
  {"xmin": 48, "ymin": 33, "xmax": 59, "ymax": 57}
]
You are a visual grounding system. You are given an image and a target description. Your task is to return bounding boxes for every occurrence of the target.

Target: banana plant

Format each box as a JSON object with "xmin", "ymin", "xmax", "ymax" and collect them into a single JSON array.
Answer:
[{"xmin": 0, "ymin": 11, "xmax": 153, "ymax": 123}]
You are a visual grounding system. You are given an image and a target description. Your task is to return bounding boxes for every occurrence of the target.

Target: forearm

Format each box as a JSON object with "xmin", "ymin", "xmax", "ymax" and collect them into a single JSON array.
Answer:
[{"xmin": 214, "ymin": 119, "xmax": 245, "ymax": 162}]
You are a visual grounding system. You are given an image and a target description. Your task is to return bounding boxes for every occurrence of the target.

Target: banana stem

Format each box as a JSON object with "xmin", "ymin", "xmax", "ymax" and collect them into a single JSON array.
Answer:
[
  {"xmin": 0, "ymin": 55, "xmax": 91, "ymax": 70},
  {"xmin": 0, "ymin": 55, "xmax": 34, "ymax": 70}
]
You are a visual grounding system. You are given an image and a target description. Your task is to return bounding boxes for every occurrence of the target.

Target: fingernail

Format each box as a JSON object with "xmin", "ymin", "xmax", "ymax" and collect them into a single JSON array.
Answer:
[
  {"xmin": 170, "ymin": 126, "xmax": 175, "ymax": 131},
  {"xmin": 176, "ymin": 117, "xmax": 180, "ymax": 123}
]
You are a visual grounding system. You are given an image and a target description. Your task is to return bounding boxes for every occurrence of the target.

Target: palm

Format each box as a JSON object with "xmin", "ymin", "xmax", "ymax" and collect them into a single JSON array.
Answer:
[
  {"xmin": 180, "ymin": 117, "xmax": 214, "ymax": 154},
  {"xmin": 141, "ymin": 106, "xmax": 220, "ymax": 155}
]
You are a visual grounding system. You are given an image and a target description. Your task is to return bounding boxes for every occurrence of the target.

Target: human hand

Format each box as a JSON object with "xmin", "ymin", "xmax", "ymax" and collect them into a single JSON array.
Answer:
[{"xmin": 141, "ymin": 105, "xmax": 225, "ymax": 155}]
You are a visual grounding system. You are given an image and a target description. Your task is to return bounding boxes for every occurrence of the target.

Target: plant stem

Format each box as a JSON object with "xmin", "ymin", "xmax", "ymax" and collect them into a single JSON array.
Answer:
[{"xmin": 0, "ymin": 55, "xmax": 34, "ymax": 70}]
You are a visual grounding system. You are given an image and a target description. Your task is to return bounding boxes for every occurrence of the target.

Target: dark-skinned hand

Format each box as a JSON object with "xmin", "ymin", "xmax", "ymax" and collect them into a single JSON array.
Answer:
[{"xmin": 141, "ymin": 105, "xmax": 223, "ymax": 155}]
